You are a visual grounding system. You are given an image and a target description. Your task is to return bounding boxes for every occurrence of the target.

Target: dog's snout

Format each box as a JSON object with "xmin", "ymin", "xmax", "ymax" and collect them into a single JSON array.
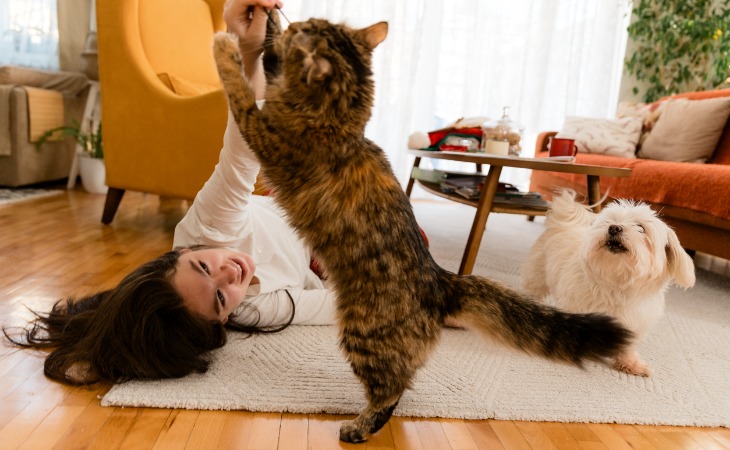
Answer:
[{"xmin": 608, "ymin": 225, "xmax": 623, "ymax": 236}]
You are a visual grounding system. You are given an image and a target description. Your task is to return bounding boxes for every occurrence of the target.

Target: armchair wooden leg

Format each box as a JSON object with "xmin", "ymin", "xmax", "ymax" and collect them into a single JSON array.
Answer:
[{"xmin": 102, "ymin": 188, "xmax": 125, "ymax": 224}]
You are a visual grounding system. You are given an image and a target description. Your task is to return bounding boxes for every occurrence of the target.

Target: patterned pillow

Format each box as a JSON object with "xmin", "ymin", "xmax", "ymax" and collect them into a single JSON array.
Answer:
[{"xmin": 556, "ymin": 116, "xmax": 644, "ymax": 158}]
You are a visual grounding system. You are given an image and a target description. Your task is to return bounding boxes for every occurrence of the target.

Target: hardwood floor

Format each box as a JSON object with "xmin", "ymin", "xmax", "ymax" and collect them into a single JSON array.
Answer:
[{"xmin": 1, "ymin": 187, "xmax": 728, "ymax": 450}]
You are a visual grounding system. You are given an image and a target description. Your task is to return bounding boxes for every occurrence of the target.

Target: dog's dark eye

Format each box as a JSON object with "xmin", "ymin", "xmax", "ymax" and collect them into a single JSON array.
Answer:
[{"xmin": 637, "ymin": 224, "xmax": 645, "ymax": 233}]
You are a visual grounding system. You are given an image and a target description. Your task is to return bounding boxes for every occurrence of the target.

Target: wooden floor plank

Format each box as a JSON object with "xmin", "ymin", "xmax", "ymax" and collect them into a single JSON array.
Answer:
[
  {"xmin": 541, "ymin": 422, "xmax": 583, "ymax": 450},
  {"xmin": 0, "ymin": 388, "xmax": 66, "ymax": 450},
  {"xmin": 489, "ymin": 421, "xmax": 532, "ymax": 450},
  {"xmin": 278, "ymin": 413, "xmax": 308, "ymax": 450},
  {"xmin": 389, "ymin": 417, "xmax": 425, "ymax": 450},
  {"xmin": 246, "ymin": 412, "xmax": 282, "ymax": 450},
  {"xmin": 118, "ymin": 409, "xmax": 171, "ymax": 450},
  {"xmin": 413, "ymin": 418, "xmax": 453, "ymax": 450},
  {"xmin": 440, "ymin": 419, "xmax": 478, "ymax": 450},
  {"xmin": 307, "ymin": 414, "xmax": 359, "ymax": 450},
  {"xmin": 464, "ymin": 420, "xmax": 506, "ymax": 450},
  {"xmin": 587, "ymin": 424, "xmax": 633, "ymax": 450},
  {"xmin": 152, "ymin": 409, "xmax": 199, "ymax": 450},
  {"xmin": 17, "ymin": 405, "xmax": 85, "ymax": 450},
  {"xmin": 185, "ymin": 410, "xmax": 228, "ymax": 450},
  {"xmin": 513, "ymin": 422, "xmax": 558, "ymax": 450},
  {"xmin": 216, "ymin": 411, "xmax": 256, "ymax": 450}
]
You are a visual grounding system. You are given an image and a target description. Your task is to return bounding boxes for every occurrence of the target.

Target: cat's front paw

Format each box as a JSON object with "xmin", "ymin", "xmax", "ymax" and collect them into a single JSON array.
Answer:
[
  {"xmin": 213, "ymin": 32, "xmax": 243, "ymax": 73},
  {"xmin": 339, "ymin": 420, "xmax": 367, "ymax": 443}
]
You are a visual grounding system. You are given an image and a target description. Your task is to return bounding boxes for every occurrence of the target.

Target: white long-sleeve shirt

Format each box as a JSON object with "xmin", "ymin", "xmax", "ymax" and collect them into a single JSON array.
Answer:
[{"xmin": 173, "ymin": 111, "xmax": 337, "ymax": 326}]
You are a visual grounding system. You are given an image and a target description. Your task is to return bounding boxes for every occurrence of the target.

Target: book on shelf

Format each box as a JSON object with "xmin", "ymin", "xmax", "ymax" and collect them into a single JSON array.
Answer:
[
  {"xmin": 492, "ymin": 194, "xmax": 549, "ymax": 210},
  {"xmin": 411, "ymin": 167, "xmax": 485, "ymax": 185},
  {"xmin": 410, "ymin": 168, "xmax": 546, "ymax": 207}
]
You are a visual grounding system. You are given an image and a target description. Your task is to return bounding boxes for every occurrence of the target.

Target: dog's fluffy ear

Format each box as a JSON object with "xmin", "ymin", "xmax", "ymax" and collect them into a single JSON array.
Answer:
[{"xmin": 665, "ymin": 228, "xmax": 696, "ymax": 288}]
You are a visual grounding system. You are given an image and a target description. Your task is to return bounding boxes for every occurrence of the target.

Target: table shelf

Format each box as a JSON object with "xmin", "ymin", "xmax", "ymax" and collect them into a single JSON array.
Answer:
[{"xmin": 415, "ymin": 180, "xmax": 548, "ymax": 215}]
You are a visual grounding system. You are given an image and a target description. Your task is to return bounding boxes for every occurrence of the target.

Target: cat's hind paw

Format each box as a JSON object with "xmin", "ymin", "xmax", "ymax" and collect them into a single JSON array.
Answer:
[{"xmin": 339, "ymin": 420, "xmax": 367, "ymax": 443}]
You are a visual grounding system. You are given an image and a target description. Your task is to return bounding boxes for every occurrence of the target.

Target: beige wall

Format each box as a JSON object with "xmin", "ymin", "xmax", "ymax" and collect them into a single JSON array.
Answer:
[{"xmin": 57, "ymin": 0, "xmax": 91, "ymax": 72}]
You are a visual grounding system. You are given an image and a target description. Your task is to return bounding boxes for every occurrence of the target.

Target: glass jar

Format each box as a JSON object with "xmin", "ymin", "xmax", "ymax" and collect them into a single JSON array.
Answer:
[{"xmin": 482, "ymin": 107, "xmax": 523, "ymax": 157}]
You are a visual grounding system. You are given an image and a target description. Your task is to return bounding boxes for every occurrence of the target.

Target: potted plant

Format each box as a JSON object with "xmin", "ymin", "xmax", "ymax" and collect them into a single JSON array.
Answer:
[
  {"xmin": 625, "ymin": 0, "xmax": 730, "ymax": 102},
  {"xmin": 36, "ymin": 119, "xmax": 107, "ymax": 194}
]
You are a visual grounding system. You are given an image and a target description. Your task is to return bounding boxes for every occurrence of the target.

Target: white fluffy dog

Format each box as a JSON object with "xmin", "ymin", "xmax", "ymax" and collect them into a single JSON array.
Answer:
[{"xmin": 522, "ymin": 190, "xmax": 696, "ymax": 376}]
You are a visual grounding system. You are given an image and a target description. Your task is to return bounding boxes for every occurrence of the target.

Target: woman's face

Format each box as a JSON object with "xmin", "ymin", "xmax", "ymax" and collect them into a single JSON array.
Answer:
[{"xmin": 172, "ymin": 248, "xmax": 258, "ymax": 323}]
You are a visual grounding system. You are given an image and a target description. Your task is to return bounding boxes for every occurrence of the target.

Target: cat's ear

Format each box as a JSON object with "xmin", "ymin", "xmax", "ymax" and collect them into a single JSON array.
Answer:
[
  {"xmin": 306, "ymin": 55, "xmax": 332, "ymax": 85},
  {"xmin": 359, "ymin": 21, "xmax": 388, "ymax": 49}
]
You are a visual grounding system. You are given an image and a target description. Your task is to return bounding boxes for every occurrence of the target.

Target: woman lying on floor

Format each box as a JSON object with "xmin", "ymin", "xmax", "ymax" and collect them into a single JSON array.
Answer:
[{"xmin": 3, "ymin": 0, "xmax": 340, "ymax": 385}]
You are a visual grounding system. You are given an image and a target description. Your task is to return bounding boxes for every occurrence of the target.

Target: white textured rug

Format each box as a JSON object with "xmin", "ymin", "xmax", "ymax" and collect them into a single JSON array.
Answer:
[{"xmin": 102, "ymin": 198, "xmax": 730, "ymax": 427}]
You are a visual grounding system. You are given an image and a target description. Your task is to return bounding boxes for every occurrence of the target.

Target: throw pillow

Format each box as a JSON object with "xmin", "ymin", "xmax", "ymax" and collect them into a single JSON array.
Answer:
[
  {"xmin": 556, "ymin": 116, "xmax": 643, "ymax": 158},
  {"xmin": 638, "ymin": 97, "xmax": 730, "ymax": 163}
]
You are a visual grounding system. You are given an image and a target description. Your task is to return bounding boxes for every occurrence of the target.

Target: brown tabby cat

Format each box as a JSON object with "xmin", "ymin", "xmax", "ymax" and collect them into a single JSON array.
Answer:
[{"xmin": 213, "ymin": 16, "xmax": 632, "ymax": 444}]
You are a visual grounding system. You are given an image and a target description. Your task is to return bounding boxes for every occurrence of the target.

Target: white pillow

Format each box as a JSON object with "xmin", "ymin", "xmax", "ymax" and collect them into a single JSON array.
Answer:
[
  {"xmin": 556, "ymin": 116, "xmax": 643, "ymax": 158},
  {"xmin": 638, "ymin": 97, "xmax": 730, "ymax": 163}
]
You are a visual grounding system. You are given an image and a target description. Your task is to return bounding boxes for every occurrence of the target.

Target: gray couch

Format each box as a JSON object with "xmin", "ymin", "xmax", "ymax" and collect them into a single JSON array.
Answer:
[{"xmin": 0, "ymin": 66, "xmax": 88, "ymax": 187}]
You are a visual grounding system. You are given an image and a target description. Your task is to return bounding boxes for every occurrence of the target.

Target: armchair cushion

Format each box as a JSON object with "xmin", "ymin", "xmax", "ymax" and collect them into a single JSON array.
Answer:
[{"xmin": 157, "ymin": 73, "xmax": 220, "ymax": 97}]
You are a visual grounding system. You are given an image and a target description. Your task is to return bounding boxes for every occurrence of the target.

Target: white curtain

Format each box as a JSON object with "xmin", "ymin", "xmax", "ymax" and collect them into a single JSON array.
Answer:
[
  {"xmin": 0, "ymin": 0, "xmax": 59, "ymax": 70},
  {"xmin": 282, "ymin": 0, "xmax": 631, "ymax": 190}
]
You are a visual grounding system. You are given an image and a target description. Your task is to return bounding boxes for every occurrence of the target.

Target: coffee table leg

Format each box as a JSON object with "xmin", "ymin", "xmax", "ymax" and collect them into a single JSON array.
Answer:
[
  {"xmin": 459, "ymin": 165, "xmax": 502, "ymax": 275},
  {"xmin": 405, "ymin": 157, "xmax": 422, "ymax": 198},
  {"xmin": 586, "ymin": 174, "xmax": 602, "ymax": 213}
]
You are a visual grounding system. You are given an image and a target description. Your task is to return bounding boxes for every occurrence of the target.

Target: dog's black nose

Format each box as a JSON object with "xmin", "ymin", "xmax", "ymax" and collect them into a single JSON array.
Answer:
[{"xmin": 608, "ymin": 225, "xmax": 623, "ymax": 236}]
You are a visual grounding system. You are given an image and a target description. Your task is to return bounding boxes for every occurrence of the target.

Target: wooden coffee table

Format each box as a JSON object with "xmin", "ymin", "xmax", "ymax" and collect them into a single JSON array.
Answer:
[{"xmin": 406, "ymin": 150, "xmax": 632, "ymax": 275}]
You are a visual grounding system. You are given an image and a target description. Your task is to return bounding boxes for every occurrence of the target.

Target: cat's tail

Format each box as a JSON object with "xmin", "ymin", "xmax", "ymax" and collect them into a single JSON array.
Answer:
[{"xmin": 448, "ymin": 274, "xmax": 632, "ymax": 366}]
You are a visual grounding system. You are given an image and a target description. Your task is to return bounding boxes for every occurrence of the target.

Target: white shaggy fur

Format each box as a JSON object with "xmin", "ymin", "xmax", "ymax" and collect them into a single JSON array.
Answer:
[{"xmin": 522, "ymin": 190, "xmax": 696, "ymax": 376}]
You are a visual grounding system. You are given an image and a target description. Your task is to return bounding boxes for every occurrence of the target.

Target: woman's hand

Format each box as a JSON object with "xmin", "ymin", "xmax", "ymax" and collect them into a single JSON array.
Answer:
[
  {"xmin": 223, "ymin": 0, "xmax": 281, "ymax": 74},
  {"xmin": 223, "ymin": 0, "xmax": 282, "ymax": 98}
]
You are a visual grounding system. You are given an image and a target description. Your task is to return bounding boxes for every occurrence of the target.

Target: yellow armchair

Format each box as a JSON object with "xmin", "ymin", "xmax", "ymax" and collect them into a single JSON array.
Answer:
[{"xmin": 96, "ymin": 0, "xmax": 228, "ymax": 224}]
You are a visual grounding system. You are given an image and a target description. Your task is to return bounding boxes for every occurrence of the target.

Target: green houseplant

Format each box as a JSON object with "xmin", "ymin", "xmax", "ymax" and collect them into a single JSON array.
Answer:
[
  {"xmin": 36, "ymin": 118, "xmax": 103, "ymax": 159},
  {"xmin": 625, "ymin": 0, "xmax": 730, "ymax": 102},
  {"xmin": 36, "ymin": 119, "xmax": 106, "ymax": 194}
]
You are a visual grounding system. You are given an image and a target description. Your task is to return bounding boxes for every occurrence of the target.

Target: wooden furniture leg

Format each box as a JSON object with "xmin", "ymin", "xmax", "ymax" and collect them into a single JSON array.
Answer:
[
  {"xmin": 102, "ymin": 187, "xmax": 125, "ymax": 224},
  {"xmin": 586, "ymin": 174, "xmax": 603, "ymax": 213},
  {"xmin": 405, "ymin": 157, "xmax": 421, "ymax": 197},
  {"xmin": 459, "ymin": 165, "xmax": 502, "ymax": 275}
]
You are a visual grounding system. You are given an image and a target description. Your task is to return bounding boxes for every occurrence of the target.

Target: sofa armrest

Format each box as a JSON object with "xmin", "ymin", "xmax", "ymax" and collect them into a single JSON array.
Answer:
[
  {"xmin": 535, "ymin": 131, "xmax": 558, "ymax": 155},
  {"xmin": 0, "ymin": 66, "xmax": 89, "ymax": 98}
]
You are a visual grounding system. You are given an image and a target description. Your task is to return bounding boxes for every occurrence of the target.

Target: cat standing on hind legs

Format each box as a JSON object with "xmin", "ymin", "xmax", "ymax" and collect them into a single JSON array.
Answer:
[{"xmin": 214, "ymin": 4, "xmax": 632, "ymax": 443}]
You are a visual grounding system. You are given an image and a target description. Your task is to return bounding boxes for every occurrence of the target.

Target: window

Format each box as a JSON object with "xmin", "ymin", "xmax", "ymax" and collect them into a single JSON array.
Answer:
[{"xmin": 0, "ymin": 0, "xmax": 59, "ymax": 70}]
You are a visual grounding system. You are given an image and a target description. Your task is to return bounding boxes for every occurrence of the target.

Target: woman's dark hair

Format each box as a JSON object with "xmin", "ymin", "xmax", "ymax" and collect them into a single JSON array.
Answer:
[{"xmin": 3, "ymin": 249, "xmax": 295, "ymax": 386}]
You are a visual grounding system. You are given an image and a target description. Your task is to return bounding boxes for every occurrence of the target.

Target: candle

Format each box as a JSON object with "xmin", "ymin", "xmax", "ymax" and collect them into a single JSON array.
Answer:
[{"xmin": 484, "ymin": 139, "xmax": 509, "ymax": 156}]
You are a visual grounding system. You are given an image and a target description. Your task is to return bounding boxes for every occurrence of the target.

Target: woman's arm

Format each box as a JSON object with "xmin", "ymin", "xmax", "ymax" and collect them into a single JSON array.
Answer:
[
  {"xmin": 238, "ymin": 289, "xmax": 337, "ymax": 326},
  {"xmin": 173, "ymin": 0, "xmax": 279, "ymax": 248}
]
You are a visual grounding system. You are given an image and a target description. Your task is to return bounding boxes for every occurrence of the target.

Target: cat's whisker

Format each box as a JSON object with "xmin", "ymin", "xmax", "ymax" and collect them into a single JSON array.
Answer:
[{"xmin": 276, "ymin": 6, "xmax": 292, "ymax": 25}]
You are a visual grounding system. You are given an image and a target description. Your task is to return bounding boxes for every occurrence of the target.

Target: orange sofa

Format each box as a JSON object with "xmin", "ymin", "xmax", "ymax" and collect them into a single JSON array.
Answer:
[{"xmin": 530, "ymin": 89, "xmax": 730, "ymax": 260}]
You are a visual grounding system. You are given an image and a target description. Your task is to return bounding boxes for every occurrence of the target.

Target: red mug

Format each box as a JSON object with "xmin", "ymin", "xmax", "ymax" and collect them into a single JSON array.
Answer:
[{"xmin": 548, "ymin": 137, "xmax": 578, "ymax": 158}]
